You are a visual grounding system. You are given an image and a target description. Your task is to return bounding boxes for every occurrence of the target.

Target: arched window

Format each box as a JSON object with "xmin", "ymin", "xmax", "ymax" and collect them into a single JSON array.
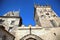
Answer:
[
  {"xmin": 53, "ymin": 15, "xmax": 56, "ymax": 17},
  {"xmin": 20, "ymin": 34, "xmax": 43, "ymax": 40},
  {"xmin": 26, "ymin": 37, "xmax": 36, "ymax": 40},
  {"xmin": 46, "ymin": 13, "xmax": 49, "ymax": 15},
  {"xmin": 41, "ymin": 15, "xmax": 45, "ymax": 19}
]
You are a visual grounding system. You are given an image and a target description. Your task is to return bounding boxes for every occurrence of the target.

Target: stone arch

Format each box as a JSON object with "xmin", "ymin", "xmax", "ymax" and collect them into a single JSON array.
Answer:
[{"xmin": 20, "ymin": 34, "xmax": 43, "ymax": 40}]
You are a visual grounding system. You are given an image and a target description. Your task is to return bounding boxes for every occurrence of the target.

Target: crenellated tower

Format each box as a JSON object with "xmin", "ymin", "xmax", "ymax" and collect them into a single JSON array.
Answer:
[{"xmin": 34, "ymin": 5, "xmax": 60, "ymax": 27}]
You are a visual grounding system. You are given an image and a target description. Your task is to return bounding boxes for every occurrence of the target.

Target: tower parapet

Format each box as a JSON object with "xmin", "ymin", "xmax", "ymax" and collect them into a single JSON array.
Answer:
[
  {"xmin": 34, "ymin": 5, "xmax": 51, "ymax": 8},
  {"xmin": 4, "ymin": 11, "xmax": 20, "ymax": 17}
]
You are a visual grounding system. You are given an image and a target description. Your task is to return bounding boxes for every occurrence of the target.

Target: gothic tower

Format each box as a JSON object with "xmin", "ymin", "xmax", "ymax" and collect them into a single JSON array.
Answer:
[{"xmin": 34, "ymin": 5, "xmax": 60, "ymax": 27}]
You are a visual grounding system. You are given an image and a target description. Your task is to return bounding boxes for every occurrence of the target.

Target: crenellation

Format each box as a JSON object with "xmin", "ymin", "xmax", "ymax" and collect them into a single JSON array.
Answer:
[
  {"xmin": 21, "ymin": 25, "xmax": 26, "ymax": 27},
  {"xmin": 34, "ymin": 5, "xmax": 51, "ymax": 8}
]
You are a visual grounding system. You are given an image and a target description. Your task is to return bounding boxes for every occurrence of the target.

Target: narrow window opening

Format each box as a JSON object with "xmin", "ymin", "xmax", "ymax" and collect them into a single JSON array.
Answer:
[
  {"xmin": 0, "ymin": 19, "xmax": 4, "ymax": 24},
  {"xmin": 8, "ymin": 27, "xmax": 13, "ymax": 31},
  {"xmin": 11, "ymin": 21, "xmax": 15, "ymax": 25},
  {"xmin": 53, "ymin": 15, "xmax": 56, "ymax": 17},
  {"xmin": 41, "ymin": 15, "xmax": 44, "ymax": 17},
  {"xmin": 54, "ymin": 33, "xmax": 56, "ymax": 36},
  {"xmin": 46, "ymin": 13, "xmax": 49, "ymax": 15},
  {"xmin": 50, "ymin": 20, "xmax": 57, "ymax": 27}
]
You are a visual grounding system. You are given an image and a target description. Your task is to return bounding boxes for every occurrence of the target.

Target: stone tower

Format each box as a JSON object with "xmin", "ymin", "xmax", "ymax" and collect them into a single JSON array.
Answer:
[
  {"xmin": 0, "ymin": 11, "xmax": 22, "ymax": 31},
  {"xmin": 34, "ymin": 5, "xmax": 60, "ymax": 27}
]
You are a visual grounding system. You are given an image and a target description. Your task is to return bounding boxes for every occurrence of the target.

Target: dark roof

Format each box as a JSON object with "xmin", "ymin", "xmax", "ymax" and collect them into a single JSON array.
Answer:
[
  {"xmin": 0, "ymin": 25, "xmax": 15, "ymax": 38},
  {"xmin": 0, "ymin": 16, "xmax": 21, "ymax": 18}
]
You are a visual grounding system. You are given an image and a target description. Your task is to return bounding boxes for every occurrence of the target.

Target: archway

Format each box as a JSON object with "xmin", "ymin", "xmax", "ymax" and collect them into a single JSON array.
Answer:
[{"xmin": 20, "ymin": 34, "xmax": 43, "ymax": 40}]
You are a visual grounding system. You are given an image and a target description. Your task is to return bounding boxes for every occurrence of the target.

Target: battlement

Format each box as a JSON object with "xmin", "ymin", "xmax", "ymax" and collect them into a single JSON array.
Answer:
[
  {"xmin": 34, "ymin": 5, "xmax": 51, "ymax": 8},
  {"xmin": 18, "ymin": 25, "xmax": 56, "ymax": 28},
  {"xmin": 19, "ymin": 25, "xmax": 41, "ymax": 27}
]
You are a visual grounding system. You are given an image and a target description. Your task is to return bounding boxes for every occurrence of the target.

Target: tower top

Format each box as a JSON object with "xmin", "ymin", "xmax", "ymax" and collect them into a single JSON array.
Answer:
[
  {"xmin": 4, "ymin": 11, "xmax": 20, "ymax": 17},
  {"xmin": 34, "ymin": 5, "xmax": 51, "ymax": 8}
]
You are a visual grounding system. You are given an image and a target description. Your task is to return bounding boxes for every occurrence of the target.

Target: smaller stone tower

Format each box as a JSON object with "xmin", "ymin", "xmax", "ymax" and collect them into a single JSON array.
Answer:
[{"xmin": 0, "ymin": 11, "xmax": 22, "ymax": 31}]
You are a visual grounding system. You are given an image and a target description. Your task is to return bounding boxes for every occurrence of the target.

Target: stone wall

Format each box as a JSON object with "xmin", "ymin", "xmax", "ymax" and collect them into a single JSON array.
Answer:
[
  {"xmin": 11, "ymin": 26, "xmax": 60, "ymax": 40},
  {"xmin": 0, "ymin": 28, "xmax": 15, "ymax": 40}
]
